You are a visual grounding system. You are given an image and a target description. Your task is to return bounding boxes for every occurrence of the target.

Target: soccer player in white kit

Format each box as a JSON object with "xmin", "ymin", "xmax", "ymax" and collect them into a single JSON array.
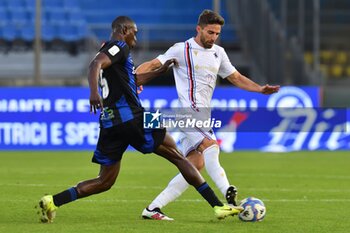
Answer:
[{"xmin": 137, "ymin": 9, "xmax": 280, "ymax": 220}]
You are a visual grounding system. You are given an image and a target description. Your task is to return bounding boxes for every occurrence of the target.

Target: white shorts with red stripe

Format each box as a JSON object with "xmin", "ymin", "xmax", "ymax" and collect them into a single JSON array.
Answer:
[{"xmin": 177, "ymin": 128, "xmax": 217, "ymax": 156}]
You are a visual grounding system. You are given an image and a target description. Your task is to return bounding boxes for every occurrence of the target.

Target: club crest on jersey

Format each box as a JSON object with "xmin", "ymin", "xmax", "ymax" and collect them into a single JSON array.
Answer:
[{"xmin": 213, "ymin": 52, "xmax": 218, "ymax": 58}]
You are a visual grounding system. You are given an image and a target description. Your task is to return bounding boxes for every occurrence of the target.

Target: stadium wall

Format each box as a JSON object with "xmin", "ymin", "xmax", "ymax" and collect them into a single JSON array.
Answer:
[{"xmin": 0, "ymin": 86, "xmax": 349, "ymax": 151}]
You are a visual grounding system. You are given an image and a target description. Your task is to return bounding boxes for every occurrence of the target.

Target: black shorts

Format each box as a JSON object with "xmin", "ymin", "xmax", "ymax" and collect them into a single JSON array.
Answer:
[{"xmin": 92, "ymin": 117, "xmax": 166, "ymax": 165}]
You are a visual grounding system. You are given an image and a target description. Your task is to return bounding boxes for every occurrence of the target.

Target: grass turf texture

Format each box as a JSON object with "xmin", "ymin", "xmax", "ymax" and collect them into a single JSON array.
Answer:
[{"xmin": 0, "ymin": 151, "xmax": 349, "ymax": 233}]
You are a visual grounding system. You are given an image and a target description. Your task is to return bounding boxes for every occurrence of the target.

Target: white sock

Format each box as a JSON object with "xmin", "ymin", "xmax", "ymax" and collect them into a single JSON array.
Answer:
[
  {"xmin": 148, "ymin": 173, "xmax": 189, "ymax": 210},
  {"xmin": 203, "ymin": 145, "xmax": 230, "ymax": 197}
]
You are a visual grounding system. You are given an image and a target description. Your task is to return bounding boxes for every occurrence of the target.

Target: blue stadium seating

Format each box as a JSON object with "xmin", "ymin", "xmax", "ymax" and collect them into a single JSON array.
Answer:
[
  {"xmin": 66, "ymin": 11, "xmax": 86, "ymax": 24},
  {"xmin": 23, "ymin": 0, "xmax": 35, "ymax": 10},
  {"xmin": 19, "ymin": 23, "xmax": 35, "ymax": 41},
  {"xmin": 1, "ymin": 24, "xmax": 18, "ymax": 41},
  {"xmin": 57, "ymin": 25, "xmax": 77, "ymax": 42},
  {"xmin": 6, "ymin": 0, "xmax": 24, "ymax": 9},
  {"xmin": 0, "ymin": 0, "xmax": 236, "ymax": 50},
  {"xmin": 9, "ymin": 10, "xmax": 29, "ymax": 26},
  {"xmin": 46, "ymin": 10, "xmax": 67, "ymax": 25},
  {"xmin": 0, "ymin": 0, "xmax": 91, "ymax": 45},
  {"xmin": 78, "ymin": 0, "xmax": 237, "ymax": 43},
  {"xmin": 0, "ymin": 0, "xmax": 6, "ymax": 8},
  {"xmin": 0, "ymin": 9, "xmax": 9, "ymax": 26},
  {"xmin": 63, "ymin": 0, "xmax": 80, "ymax": 11},
  {"xmin": 57, "ymin": 24, "xmax": 88, "ymax": 41},
  {"xmin": 42, "ymin": 0, "xmax": 62, "ymax": 10},
  {"xmin": 41, "ymin": 24, "xmax": 57, "ymax": 42}
]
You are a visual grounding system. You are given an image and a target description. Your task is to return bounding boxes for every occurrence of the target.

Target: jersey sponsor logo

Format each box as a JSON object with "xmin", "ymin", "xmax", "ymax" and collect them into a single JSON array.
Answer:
[{"xmin": 108, "ymin": 45, "xmax": 120, "ymax": 56}]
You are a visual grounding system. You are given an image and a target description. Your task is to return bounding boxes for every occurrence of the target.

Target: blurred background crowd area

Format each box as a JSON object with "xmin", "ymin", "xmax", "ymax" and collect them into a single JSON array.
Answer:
[{"xmin": 0, "ymin": 0, "xmax": 349, "ymax": 106}]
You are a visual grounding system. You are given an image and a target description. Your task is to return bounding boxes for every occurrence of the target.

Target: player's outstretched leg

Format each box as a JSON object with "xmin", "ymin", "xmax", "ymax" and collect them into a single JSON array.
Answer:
[
  {"xmin": 37, "ymin": 195, "xmax": 58, "ymax": 223},
  {"xmin": 154, "ymin": 133, "xmax": 243, "ymax": 219},
  {"xmin": 214, "ymin": 204, "xmax": 242, "ymax": 219},
  {"xmin": 226, "ymin": 185, "xmax": 238, "ymax": 206},
  {"xmin": 198, "ymin": 141, "xmax": 240, "ymax": 206},
  {"xmin": 37, "ymin": 162, "xmax": 121, "ymax": 223},
  {"xmin": 141, "ymin": 151, "xmax": 206, "ymax": 220},
  {"xmin": 142, "ymin": 207, "xmax": 174, "ymax": 220}
]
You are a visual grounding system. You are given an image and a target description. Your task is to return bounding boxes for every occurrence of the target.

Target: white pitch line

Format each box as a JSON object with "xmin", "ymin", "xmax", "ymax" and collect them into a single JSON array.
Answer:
[
  {"xmin": 76, "ymin": 199, "xmax": 350, "ymax": 203},
  {"xmin": 234, "ymin": 173, "xmax": 350, "ymax": 180},
  {"xmin": 1, "ymin": 184, "xmax": 350, "ymax": 193},
  {"xmin": 0, "ymin": 184, "xmax": 164, "ymax": 189},
  {"xmin": 2, "ymin": 199, "xmax": 350, "ymax": 203}
]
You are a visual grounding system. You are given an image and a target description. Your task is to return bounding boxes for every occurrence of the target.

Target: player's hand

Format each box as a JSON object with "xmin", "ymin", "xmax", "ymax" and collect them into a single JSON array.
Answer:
[
  {"xmin": 89, "ymin": 92, "xmax": 103, "ymax": 114},
  {"xmin": 260, "ymin": 84, "xmax": 280, "ymax": 95},
  {"xmin": 158, "ymin": 59, "xmax": 178, "ymax": 73},
  {"xmin": 137, "ymin": 85, "xmax": 144, "ymax": 94}
]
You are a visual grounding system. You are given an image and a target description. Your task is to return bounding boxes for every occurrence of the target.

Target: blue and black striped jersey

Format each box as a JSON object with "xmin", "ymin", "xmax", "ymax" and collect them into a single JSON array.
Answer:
[{"xmin": 98, "ymin": 40, "xmax": 143, "ymax": 128}]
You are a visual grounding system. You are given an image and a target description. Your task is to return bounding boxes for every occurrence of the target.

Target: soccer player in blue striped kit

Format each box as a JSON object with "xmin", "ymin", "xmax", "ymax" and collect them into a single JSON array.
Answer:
[{"xmin": 37, "ymin": 15, "xmax": 242, "ymax": 223}]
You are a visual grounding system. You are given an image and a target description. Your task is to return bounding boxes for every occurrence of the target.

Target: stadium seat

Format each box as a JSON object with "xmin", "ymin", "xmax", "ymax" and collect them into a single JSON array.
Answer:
[
  {"xmin": 320, "ymin": 50, "xmax": 334, "ymax": 64},
  {"xmin": 63, "ymin": 0, "xmax": 80, "ymax": 11},
  {"xmin": 57, "ymin": 24, "xmax": 80, "ymax": 41},
  {"xmin": 46, "ymin": 10, "xmax": 67, "ymax": 25},
  {"xmin": 304, "ymin": 52, "xmax": 313, "ymax": 65},
  {"xmin": 23, "ymin": 0, "xmax": 35, "ymax": 10},
  {"xmin": 66, "ymin": 11, "xmax": 86, "ymax": 24},
  {"xmin": 2, "ymin": 24, "xmax": 18, "ymax": 41},
  {"xmin": 42, "ymin": 0, "xmax": 62, "ymax": 10},
  {"xmin": 335, "ymin": 51, "xmax": 348, "ymax": 64},
  {"xmin": 6, "ymin": 0, "xmax": 25, "ymax": 9},
  {"xmin": 27, "ymin": 10, "xmax": 47, "ymax": 25},
  {"xmin": 76, "ymin": 26, "xmax": 89, "ymax": 40},
  {"xmin": 0, "ymin": 0, "xmax": 6, "ymax": 8},
  {"xmin": 19, "ymin": 24, "xmax": 35, "ymax": 42},
  {"xmin": 0, "ymin": 9, "xmax": 9, "ymax": 27},
  {"xmin": 9, "ymin": 10, "xmax": 29, "ymax": 26},
  {"xmin": 330, "ymin": 64, "xmax": 343, "ymax": 78},
  {"xmin": 41, "ymin": 24, "xmax": 57, "ymax": 42}
]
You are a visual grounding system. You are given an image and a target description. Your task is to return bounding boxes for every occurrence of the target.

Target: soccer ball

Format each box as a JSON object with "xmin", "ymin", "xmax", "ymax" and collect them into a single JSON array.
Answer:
[{"xmin": 238, "ymin": 197, "xmax": 266, "ymax": 222}]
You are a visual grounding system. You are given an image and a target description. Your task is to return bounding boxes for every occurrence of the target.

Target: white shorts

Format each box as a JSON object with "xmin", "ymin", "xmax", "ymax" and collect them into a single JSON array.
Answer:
[{"xmin": 177, "ymin": 128, "xmax": 217, "ymax": 156}]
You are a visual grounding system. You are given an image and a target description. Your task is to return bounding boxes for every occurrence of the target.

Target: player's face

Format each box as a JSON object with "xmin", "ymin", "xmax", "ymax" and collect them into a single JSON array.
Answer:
[
  {"xmin": 125, "ymin": 23, "xmax": 138, "ymax": 48},
  {"xmin": 198, "ymin": 24, "xmax": 221, "ymax": 48}
]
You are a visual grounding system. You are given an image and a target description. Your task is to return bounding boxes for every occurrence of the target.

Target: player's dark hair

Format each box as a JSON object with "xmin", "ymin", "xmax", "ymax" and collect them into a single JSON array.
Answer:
[
  {"xmin": 111, "ymin": 16, "xmax": 134, "ymax": 33},
  {"xmin": 197, "ymin": 9, "xmax": 225, "ymax": 27}
]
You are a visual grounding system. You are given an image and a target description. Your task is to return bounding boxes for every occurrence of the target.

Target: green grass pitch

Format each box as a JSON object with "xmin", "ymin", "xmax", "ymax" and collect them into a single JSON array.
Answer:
[{"xmin": 0, "ymin": 151, "xmax": 349, "ymax": 233}]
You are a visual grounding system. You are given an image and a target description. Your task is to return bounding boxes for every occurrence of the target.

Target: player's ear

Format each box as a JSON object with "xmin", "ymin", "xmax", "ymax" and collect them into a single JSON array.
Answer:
[
  {"xmin": 196, "ymin": 25, "xmax": 201, "ymax": 33},
  {"xmin": 122, "ymin": 25, "xmax": 128, "ymax": 35}
]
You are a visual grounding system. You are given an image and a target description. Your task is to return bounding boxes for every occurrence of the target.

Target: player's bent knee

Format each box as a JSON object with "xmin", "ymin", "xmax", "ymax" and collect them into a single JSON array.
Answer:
[
  {"xmin": 198, "ymin": 139, "xmax": 218, "ymax": 152},
  {"xmin": 187, "ymin": 150, "xmax": 205, "ymax": 171}
]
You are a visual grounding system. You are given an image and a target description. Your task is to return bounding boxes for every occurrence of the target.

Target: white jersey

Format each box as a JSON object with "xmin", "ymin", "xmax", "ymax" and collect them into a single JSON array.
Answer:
[{"xmin": 157, "ymin": 37, "xmax": 237, "ymax": 109}]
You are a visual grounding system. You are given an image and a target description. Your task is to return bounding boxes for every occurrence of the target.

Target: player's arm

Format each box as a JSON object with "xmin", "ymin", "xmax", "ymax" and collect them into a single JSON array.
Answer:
[
  {"xmin": 136, "ymin": 59, "xmax": 177, "ymax": 86},
  {"xmin": 136, "ymin": 44, "xmax": 180, "ymax": 86},
  {"xmin": 136, "ymin": 58, "xmax": 162, "ymax": 73},
  {"xmin": 226, "ymin": 71, "xmax": 280, "ymax": 94},
  {"xmin": 88, "ymin": 52, "xmax": 112, "ymax": 114}
]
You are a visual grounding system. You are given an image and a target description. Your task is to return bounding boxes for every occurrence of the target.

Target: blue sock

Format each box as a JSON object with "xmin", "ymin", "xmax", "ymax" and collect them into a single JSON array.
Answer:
[
  {"xmin": 196, "ymin": 182, "xmax": 223, "ymax": 207},
  {"xmin": 53, "ymin": 187, "xmax": 78, "ymax": 207}
]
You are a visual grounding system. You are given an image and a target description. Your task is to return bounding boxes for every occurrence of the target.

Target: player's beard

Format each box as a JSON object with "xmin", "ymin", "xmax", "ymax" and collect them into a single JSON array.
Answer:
[{"xmin": 200, "ymin": 34, "xmax": 214, "ymax": 49}]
